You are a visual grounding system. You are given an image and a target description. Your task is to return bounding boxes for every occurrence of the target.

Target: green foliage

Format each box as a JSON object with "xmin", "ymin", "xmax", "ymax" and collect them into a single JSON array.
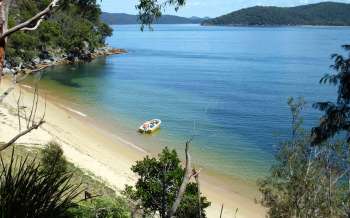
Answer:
[
  {"xmin": 68, "ymin": 196, "xmax": 130, "ymax": 218},
  {"xmin": 6, "ymin": 0, "xmax": 113, "ymax": 66},
  {"xmin": 258, "ymin": 98, "xmax": 350, "ymax": 217},
  {"xmin": 40, "ymin": 141, "xmax": 68, "ymax": 176},
  {"xmin": 175, "ymin": 183, "xmax": 211, "ymax": 218},
  {"xmin": 202, "ymin": 2, "xmax": 350, "ymax": 26},
  {"xmin": 312, "ymin": 45, "xmax": 350, "ymax": 144},
  {"xmin": 6, "ymin": 0, "xmax": 186, "ymax": 65},
  {"xmin": 123, "ymin": 147, "xmax": 210, "ymax": 218},
  {"xmin": 259, "ymin": 42, "xmax": 350, "ymax": 217},
  {"xmin": 0, "ymin": 145, "xmax": 131, "ymax": 218},
  {"xmin": 136, "ymin": 0, "xmax": 186, "ymax": 30},
  {"xmin": 97, "ymin": 22, "xmax": 113, "ymax": 43},
  {"xmin": 0, "ymin": 149, "xmax": 80, "ymax": 218},
  {"xmin": 101, "ymin": 13, "xmax": 203, "ymax": 25},
  {"xmin": 39, "ymin": 141, "xmax": 132, "ymax": 217},
  {"xmin": 6, "ymin": 31, "xmax": 37, "ymax": 65}
]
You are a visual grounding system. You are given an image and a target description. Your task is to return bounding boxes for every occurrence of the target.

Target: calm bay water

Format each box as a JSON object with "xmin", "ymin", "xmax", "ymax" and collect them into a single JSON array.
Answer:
[{"xmin": 37, "ymin": 25, "xmax": 350, "ymax": 181}]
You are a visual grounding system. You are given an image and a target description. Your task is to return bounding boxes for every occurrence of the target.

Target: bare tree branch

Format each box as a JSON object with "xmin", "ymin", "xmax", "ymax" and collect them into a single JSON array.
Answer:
[
  {"xmin": 16, "ymin": 88, "xmax": 21, "ymax": 132},
  {"xmin": 0, "ymin": 86, "xmax": 45, "ymax": 151},
  {"xmin": 0, "ymin": 119, "xmax": 44, "ymax": 151},
  {"xmin": 168, "ymin": 138, "xmax": 193, "ymax": 218},
  {"xmin": 21, "ymin": 17, "xmax": 44, "ymax": 31},
  {"xmin": 27, "ymin": 87, "xmax": 38, "ymax": 128},
  {"xmin": 220, "ymin": 204, "xmax": 224, "ymax": 218},
  {"xmin": 233, "ymin": 208, "xmax": 239, "ymax": 218},
  {"xmin": 0, "ymin": 0, "xmax": 58, "ymax": 150},
  {"xmin": 1, "ymin": 0, "xmax": 60, "ymax": 39}
]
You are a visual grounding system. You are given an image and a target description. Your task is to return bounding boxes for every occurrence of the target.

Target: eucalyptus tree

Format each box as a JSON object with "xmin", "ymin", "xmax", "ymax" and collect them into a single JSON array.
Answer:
[
  {"xmin": 259, "ymin": 98, "xmax": 350, "ymax": 217},
  {"xmin": 124, "ymin": 145, "xmax": 210, "ymax": 218},
  {"xmin": 259, "ymin": 45, "xmax": 350, "ymax": 217}
]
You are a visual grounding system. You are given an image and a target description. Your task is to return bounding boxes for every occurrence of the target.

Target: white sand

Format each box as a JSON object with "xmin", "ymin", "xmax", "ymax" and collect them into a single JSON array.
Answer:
[{"xmin": 0, "ymin": 78, "xmax": 266, "ymax": 218}]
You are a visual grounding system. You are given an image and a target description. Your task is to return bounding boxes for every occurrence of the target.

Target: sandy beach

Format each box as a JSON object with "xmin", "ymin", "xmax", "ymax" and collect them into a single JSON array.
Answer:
[{"xmin": 0, "ymin": 77, "xmax": 265, "ymax": 218}]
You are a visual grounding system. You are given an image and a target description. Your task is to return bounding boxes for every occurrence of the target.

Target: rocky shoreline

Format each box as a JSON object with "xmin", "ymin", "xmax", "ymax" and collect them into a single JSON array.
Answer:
[{"xmin": 3, "ymin": 47, "xmax": 127, "ymax": 75}]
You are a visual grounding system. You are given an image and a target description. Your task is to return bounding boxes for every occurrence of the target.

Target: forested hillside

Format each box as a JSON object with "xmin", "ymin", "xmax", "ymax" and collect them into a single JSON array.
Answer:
[
  {"xmin": 7, "ymin": 0, "xmax": 112, "ymax": 67},
  {"xmin": 101, "ymin": 12, "xmax": 205, "ymax": 25},
  {"xmin": 202, "ymin": 2, "xmax": 350, "ymax": 26}
]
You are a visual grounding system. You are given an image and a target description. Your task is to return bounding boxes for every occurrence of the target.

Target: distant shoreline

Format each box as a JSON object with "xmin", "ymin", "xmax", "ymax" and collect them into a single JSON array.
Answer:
[
  {"xmin": 201, "ymin": 24, "xmax": 350, "ymax": 28},
  {"xmin": 108, "ymin": 23, "xmax": 350, "ymax": 28},
  {"xmin": 201, "ymin": 2, "xmax": 350, "ymax": 27}
]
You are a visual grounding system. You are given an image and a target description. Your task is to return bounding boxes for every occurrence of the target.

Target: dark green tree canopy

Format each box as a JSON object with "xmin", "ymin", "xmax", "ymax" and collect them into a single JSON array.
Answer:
[
  {"xmin": 40, "ymin": 141, "xmax": 68, "ymax": 176},
  {"xmin": 312, "ymin": 45, "xmax": 350, "ymax": 144},
  {"xmin": 202, "ymin": 2, "xmax": 350, "ymax": 26},
  {"xmin": 6, "ymin": 0, "xmax": 186, "ymax": 65},
  {"xmin": 124, "ymin": 147, "xmax": 210, "ymax": 218}
]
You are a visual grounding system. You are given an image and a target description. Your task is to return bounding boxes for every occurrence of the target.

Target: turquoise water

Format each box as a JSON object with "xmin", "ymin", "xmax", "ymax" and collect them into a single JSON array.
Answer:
[{"xmin": 37, "ymin": 24, "xmax": 350, "ymax": 181}]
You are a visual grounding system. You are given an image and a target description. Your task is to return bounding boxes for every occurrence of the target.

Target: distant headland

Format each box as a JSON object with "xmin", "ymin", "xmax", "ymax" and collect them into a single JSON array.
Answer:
[
  {"xmin": 101, "ymin": 12, "xmax": 208, "ymax": 25},
  {"xmin": 202, "ymin": 2, "xmax": 350, "ymax": 26}
]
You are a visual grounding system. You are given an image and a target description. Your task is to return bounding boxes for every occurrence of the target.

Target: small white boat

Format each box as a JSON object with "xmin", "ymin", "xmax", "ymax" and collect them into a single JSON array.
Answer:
[{"xmin": 139, "ymin": 119, "xmax": 161, "ymax": 133}]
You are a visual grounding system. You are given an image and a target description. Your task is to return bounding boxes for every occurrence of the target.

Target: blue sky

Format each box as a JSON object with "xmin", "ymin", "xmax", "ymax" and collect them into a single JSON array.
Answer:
[{"xmin": 101, "ymin": 0, "xmax": 350, "ymax": 17}]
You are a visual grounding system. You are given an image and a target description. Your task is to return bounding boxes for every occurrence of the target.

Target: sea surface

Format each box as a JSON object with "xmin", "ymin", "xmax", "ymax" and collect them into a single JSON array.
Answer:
[{"xmin": 35, "ymin": 24, "xmax": 350, "ymax": 182}]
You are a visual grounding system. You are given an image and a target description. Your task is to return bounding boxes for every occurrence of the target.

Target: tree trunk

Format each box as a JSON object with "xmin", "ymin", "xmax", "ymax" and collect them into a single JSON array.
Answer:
[
  {"xmin": 220, "ymin": 204, "xmax": 224, "ymax": 218},
  {"xmin": 194, "ymin": 171, "xmax": 202, "ymax": 218},
  {"xmin": 0, "ymin": 0, "xmax": 6, "ymax": 82},
  {"xmin": 167, "ymin": 140, "xmax": 192, "ymax": 218}
]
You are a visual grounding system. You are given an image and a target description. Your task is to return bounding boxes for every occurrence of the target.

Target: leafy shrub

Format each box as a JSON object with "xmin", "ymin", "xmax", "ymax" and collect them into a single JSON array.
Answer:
[
  {"xmin": 39, "ymin": 143, "xmax": 131, "ymax": 217},
  {"xmin": 68, "ymin": 196, "xmax": 130, "ymax": 218},
  {"xmin": 40, "ymin": 141, "xmax": 68, "ymax": 176},
  {"xmin": 124, "ymin": 147, "xmax": 210, "ymax": 218},
  {"xmin": 258, "ymin": 98, "xmax": 350, "ymax": 217},
  {"xmin": 6, "ymin": 0, "xmax": 113, "ymax": 66},
  {"xmin": 175, "ymin": 183, "xmax": 211, "ymax": 218},
  {"xmin": 0, "ymin": 149, "xmax": 80, "ymax": 218}
]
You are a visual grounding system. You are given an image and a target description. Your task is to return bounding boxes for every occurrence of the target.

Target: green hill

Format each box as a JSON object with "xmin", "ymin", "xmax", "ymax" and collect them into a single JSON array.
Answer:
[
  {"xmin": 202, "ymin": 2, "xmax": 350, "ymax": 26},
  {"xmin": 101, "ymin": 12, "xmax": 205, "ymax": 25}
]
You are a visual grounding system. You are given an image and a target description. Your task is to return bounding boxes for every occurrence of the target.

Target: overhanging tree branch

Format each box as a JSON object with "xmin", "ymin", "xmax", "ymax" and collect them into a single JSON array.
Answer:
[
  {"xmin": 0, "ymin": 0, "xmax": 60, "ymax": 40},
  {"xmin": 21, "ymin": 18, "xmax": 44, "ymax": 31}
]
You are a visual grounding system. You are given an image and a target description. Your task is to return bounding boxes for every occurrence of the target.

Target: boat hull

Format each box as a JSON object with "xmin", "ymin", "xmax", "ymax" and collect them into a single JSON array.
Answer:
[{"xmin": 138, "ymin": 119, "xmax": 161, "ymax": 134}]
